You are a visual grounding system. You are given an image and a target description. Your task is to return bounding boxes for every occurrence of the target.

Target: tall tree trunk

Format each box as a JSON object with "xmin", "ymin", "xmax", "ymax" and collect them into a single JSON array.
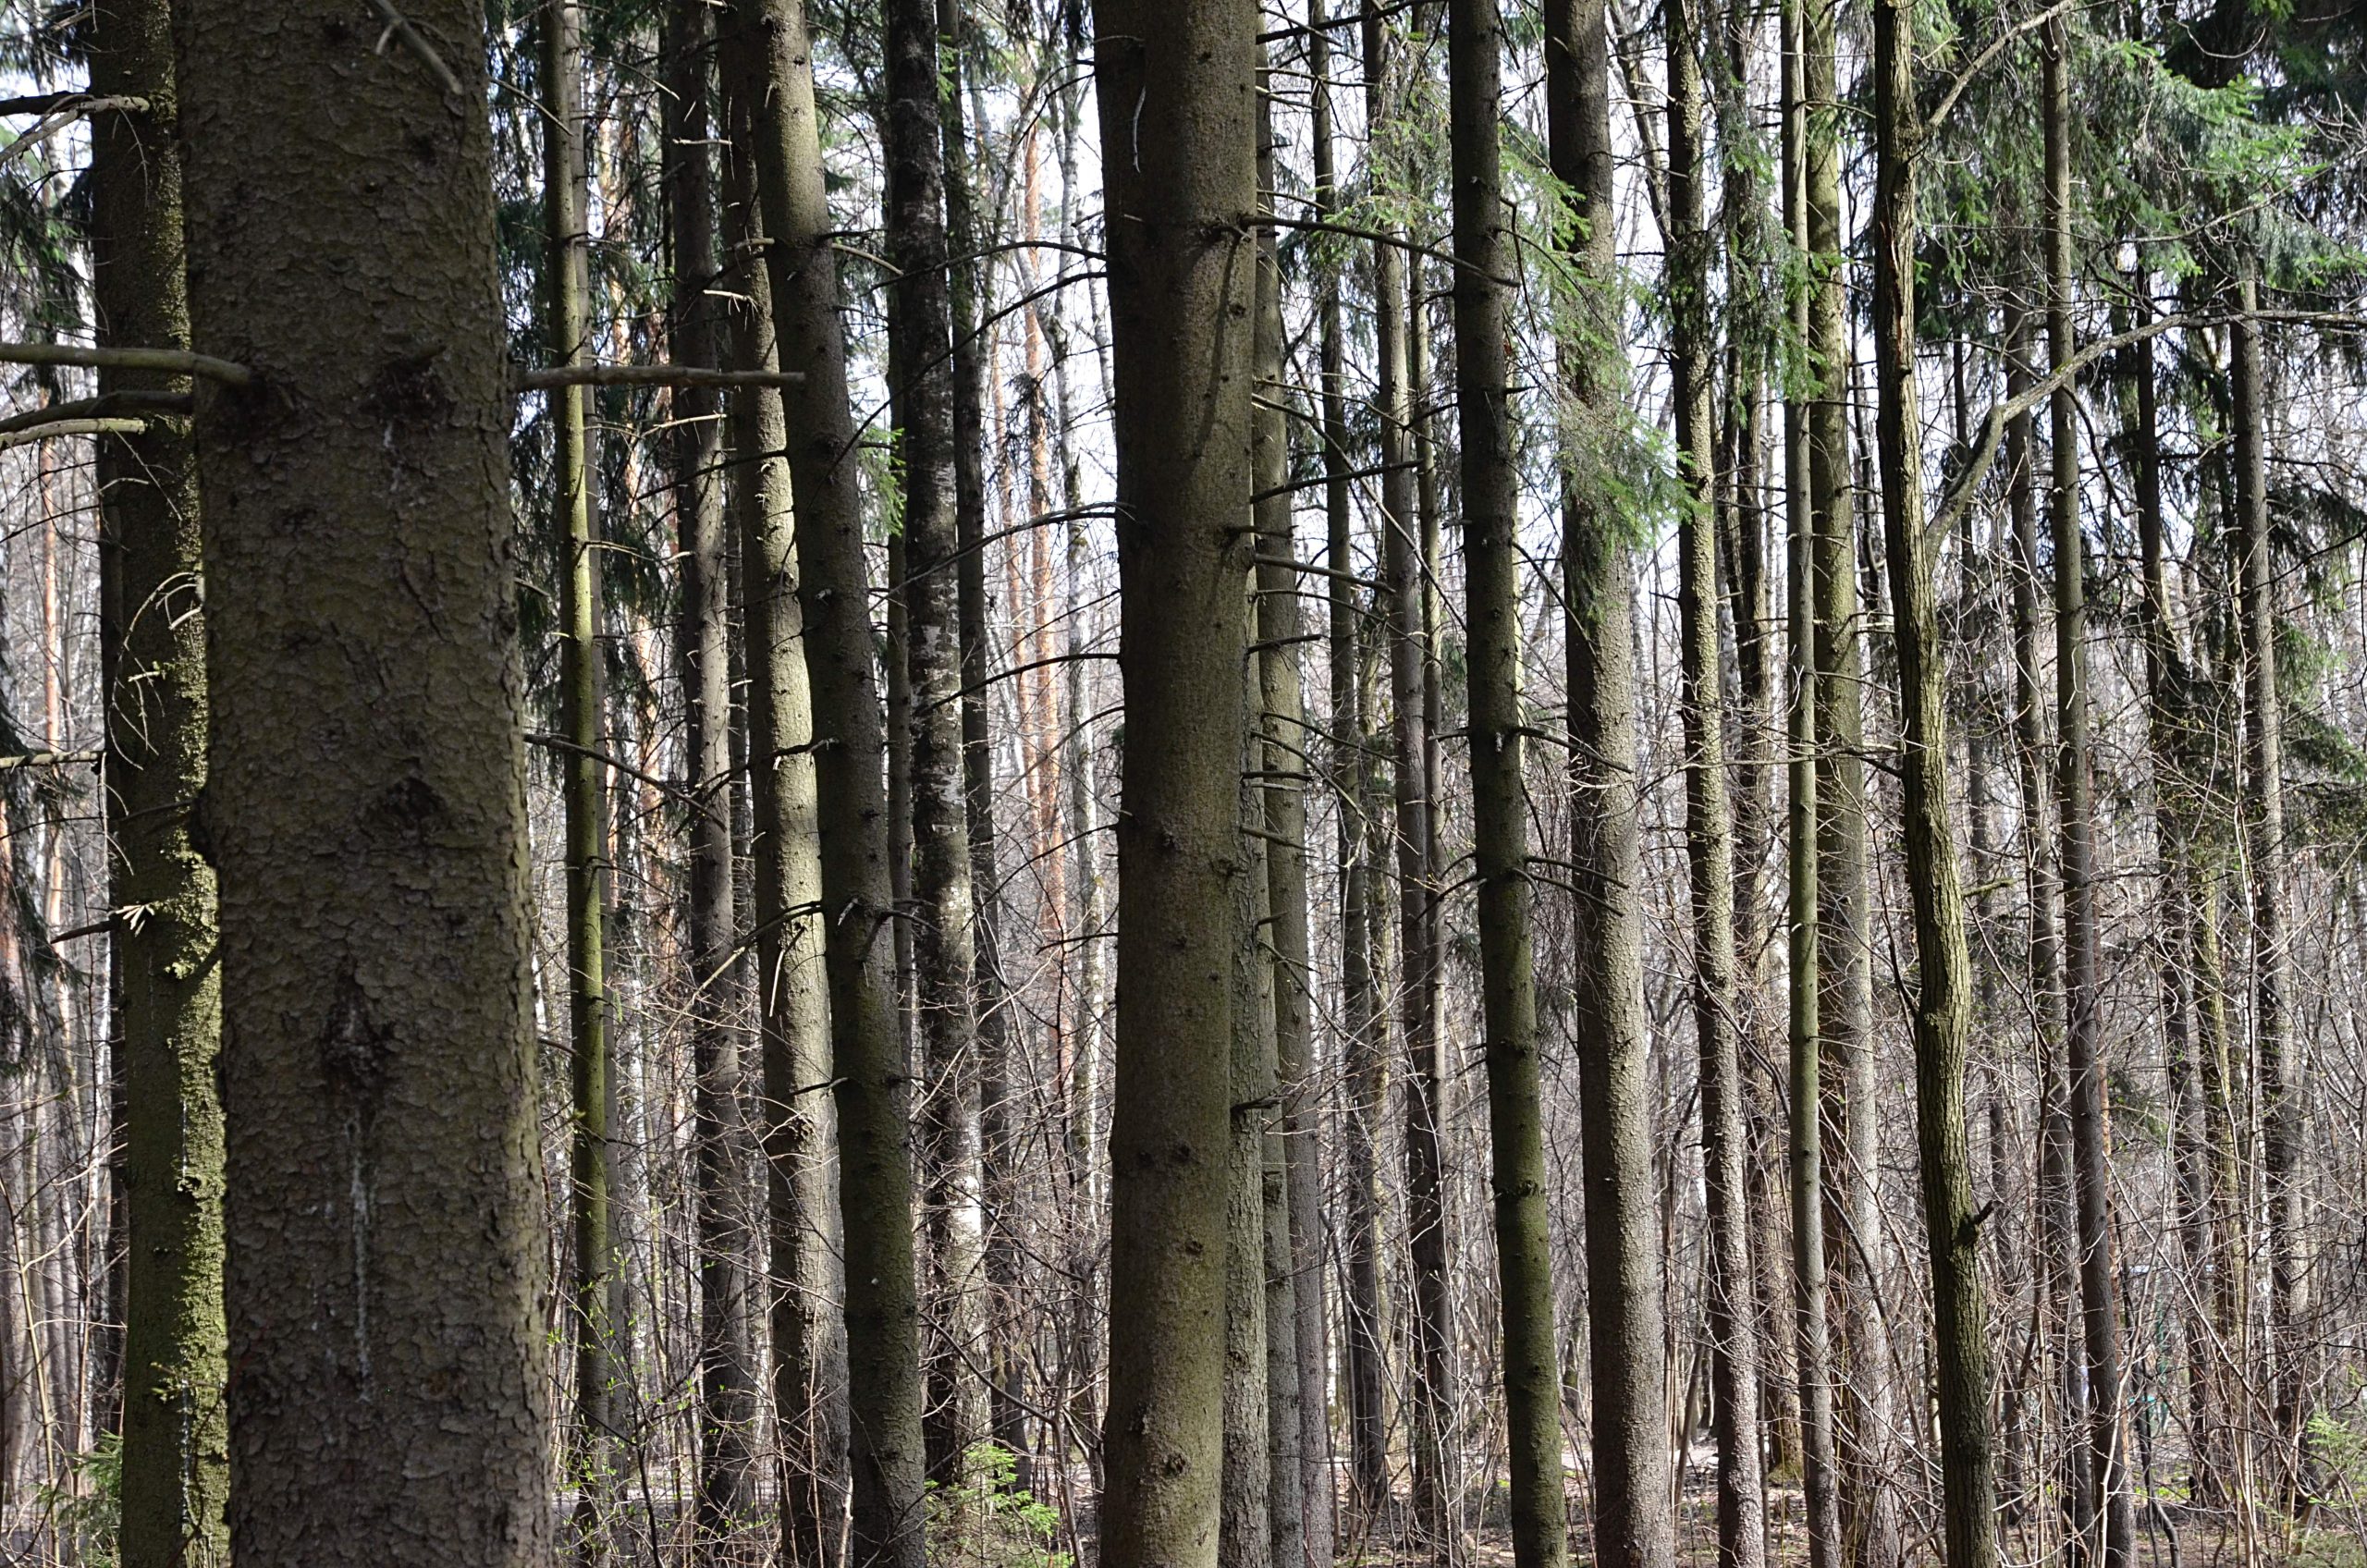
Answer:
[
  {"xmin": 1668, "ymin": 0, "xmax": 1768, "ymax": 1557},
  {"xmin": 540, "ymin": 6, "xmax": 616, "ymax": 1550},
  {"xmin": 2233, "ymin": 265, "xmax": 2304, "ymax": 1512},
  {"xmin": 1449, "ymin": 5, "xmax": 1571, "ymax": 1564},
  {"xmin": 937, "ymin": 0, "xmax": 1028, "ymax": 1486},
  {"xmin": 1870, "ymin": 11, "xmax": 1997, "ymax": 1564},
  {"xmin": 736, "ymin": 0, "xmax": 931, "ymax": 1560},
  {"xmin": 718, "ymin": 55, "xmax": 852, "ymax": 1563},
  {"xmin": 665, "ymin": 0, "xmax": 759, "ymax": 1531},
  {"xmin": 89, "ymin": 3, "xmax": 227, "ymax": 1560},
  {"xmin": 175, "ymin": 1, "xmax": 549, "ymax": 1561},
  {"xmin": 1089, "ymin": 4, "xmax": 1258, "ymax": 1567},
  {"xmin": 883, "ymin": 0, "xmax": 984, "ymax": 1489},
  {"xmin": 2042, "ymin": 25, "xmax": 2132, "ymax": 1561},
  {"xmin": 1224, "ymin": 630, "xmax": 1275, "ymax": 1568},
  {"xmin": 1314, "ymin": 0, "xmax": 1390, "ymax": 1518},
  {"xmin": 1548, "ymin": 4, "xmax": 1677, "ymax": 1563},
  {"xmin": 1251, "ymin": 72, "xmax": 1310, "ymax": 1568},
  {"xmin": 1780, "ymin": 5, "xmax": 1841, "ymax": 1562},
  {"xmin": 1802, "ymin": 0, "xmax": 1892, "ymax": 1551},
  {"xmin": 1365, "ymin": 6, "xmax": 1453, "ymax": 1541}
]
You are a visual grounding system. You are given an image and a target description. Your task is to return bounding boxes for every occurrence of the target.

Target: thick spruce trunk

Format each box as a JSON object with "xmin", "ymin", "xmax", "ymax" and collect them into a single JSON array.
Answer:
[
  {"xmin": 735, "ymin": 0, "xmax": 931, "ymax": 1560},
  {"xmin": 1547, "ymin": 3, "xmax": 1677, "ymax": 1563},
  {"xmin": 1089, "ymin": 4, "xmax": 1259, "ymax": 1566},
  {"xmin": 89, "ymin": 3, "xmax": 228, "ymax": 1561},
  {"xmin": 175, "ymin": 0, "xmax": 549, "ymax": 1561}
]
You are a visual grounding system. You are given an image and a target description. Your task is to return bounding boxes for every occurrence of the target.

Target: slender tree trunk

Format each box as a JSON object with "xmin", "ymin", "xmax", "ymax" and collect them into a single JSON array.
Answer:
[
  {"xmin": 665, "ymin": 0, "xmax": 759, "ymax": 1531},
  {"xmin": 1364, "ymin": 7, "xmax": 1453, "ymax": 1541},
  {"xmin": 1089, "ymin": 5, "xmax": 1258, "ymax": 1567},
  {"xmin": 1802, "ymin": 1, "xmax": 1893, "ymax": 1551},
  {"xmin": 1667, "ymin": 0, "xmax": 1768, "ymax": 1557},
  {"xmin": 1548, "ymin": 5, "xmax": 1677, "ymax": 1563},
  {"xmin": 2233, "ymin": 265, "xmax": 2304, "ymax": 1512},
  {"xmin": 737, "ymin": 1, "xmax": 931, "ymax": 1560},
  {"xmin": 539, "ymin": 7, "xmax": 617, "ymax": 1550},
  {"xmin": 1314, "ymin": 1, "xmax": 1390, "ymax": 1518},
  {"xmin": 717, "ymin": 59, "xmax": 851, "ymax": 1563},
  {"xmin": 175, "ymin": 1, "xmax": 549, "ymax": 1561},
  {"xmin": 89, "ymin": 4, "xmax": 227, "ymax": 1560},
  {"xmin": 1251, "ymin": 72, "xmax": 1310, "ymax": 1568},
  {"xmin": 882, "ymin": 0, "xmax": 984, "ymax": 1489},
  {"xmin": 1780, "ymin": 6, "xmax": 1841, "ymax": 1563},
  {"xmin": 937, "ymin": 0, "xmax": 1028, "ymax": 1487},
  {"xmin": 1267, "ymin": 30, "xmax": 1335, "ymax": 1542},
  {"xmin": 2042, "ymin": 25, "xmax": 2133, "ymax": 1560},
  {"xmin": 1442, "ymin": 6, "xmax": 1571, "ymax": 1567},
  {"xmin": 1870, "ymin": 11, "xmax": 1997, "ymax": 1563},
  {"xmin": 1224, "ymin": 630, "xmax": 1276, "ymax": 1568}
]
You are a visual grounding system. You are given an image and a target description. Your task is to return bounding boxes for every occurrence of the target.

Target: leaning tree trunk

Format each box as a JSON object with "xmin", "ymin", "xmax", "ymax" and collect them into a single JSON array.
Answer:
[
  {"xmin": 175, "ymin": 1, "xmax": 550, "ymax": 1562},
  {"xmin": 737, "ymin": 0, "xmax": 931, "ymax": 1561},
  {"xmin": 1870, "ymin": 8, "xmax": 1997, "ymax": 1565},
  {"xmin": 717, "ymin": 55, "xmax": 851, "ymax": 1564},
  {"xmin": 1667, "ymin": 0, "xmax": 1768, "ymax": 1556},
  {"xmin": 2042, "ymin": 22, "xmax": 2133, "ymax": 1560},
  {"xmin": 665, "ymin": 0, "xmax": 759, "ymax": 1532},
  {"xmin": 883, "ymin": 0, "xmax": 985, "ymax": 1488},
  {"xmin": 1450, "ymin": 4, "xmax": 1571, "ymax": 1566},
  {"xmin": 1089, "ymin": 4, "xmax": 1258, "ymax": 1568},
  {"xmin": 89, "ymin": 3, "xmax": 229, "ymax": 1561},
  {"xmin": 1547, "ymin": 3, "xmax": 1678, "ymax": 1564}
]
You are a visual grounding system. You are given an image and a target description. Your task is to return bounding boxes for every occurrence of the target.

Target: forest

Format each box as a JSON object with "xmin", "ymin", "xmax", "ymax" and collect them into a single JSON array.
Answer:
[{"xmin": 0, "ymin": 0, "xmax": 2360, "ymax": 1565}]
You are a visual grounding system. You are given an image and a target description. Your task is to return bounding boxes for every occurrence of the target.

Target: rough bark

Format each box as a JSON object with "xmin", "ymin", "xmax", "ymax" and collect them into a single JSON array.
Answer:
[
  {"xmin": 90, "ymin": 3, "xmax": 227, "ymax": 1560},
  {"xmin": 175, "ymin": 1, "xmax": 550, "ymax": 1561},
  {"xmin": 736, "ymin": 0, "xmax": 931, "ymax": 1560},
  {"xmin": 1548, "ymin": 3, "xmax": 1677, "ymax": 1563},
  {"xmin": 1089, "ymin": 3, "xmax": 1258, "ymax": 1566},
  {"xmin": 1870, "ymin": 10, "xmax": 1998, "ymax": 1564}
]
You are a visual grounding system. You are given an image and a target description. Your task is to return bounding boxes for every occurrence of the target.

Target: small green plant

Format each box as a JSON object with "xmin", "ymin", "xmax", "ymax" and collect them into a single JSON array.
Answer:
[
  {"xmin": 926, "ymin": 1440, "xmax": 1070, "ymax": 1568},
  {"xmin": 40, "ymin": 1432, "xmax": 122, "ymax": 1568}
]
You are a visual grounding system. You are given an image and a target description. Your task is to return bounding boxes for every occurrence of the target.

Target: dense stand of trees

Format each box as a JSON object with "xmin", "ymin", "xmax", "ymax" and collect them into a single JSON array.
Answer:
[{"xmin": 0, "ymin": 0, "xmax": 2362, "ymax": 1565}]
